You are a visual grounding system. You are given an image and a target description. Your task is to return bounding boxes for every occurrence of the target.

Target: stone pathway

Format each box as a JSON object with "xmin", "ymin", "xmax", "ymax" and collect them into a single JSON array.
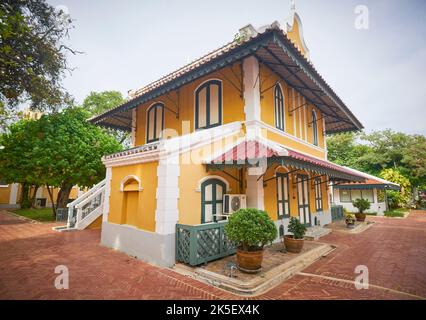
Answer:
[{"xmin": 1, "ymin": 210, "xmax": 425, "ymax": 300}]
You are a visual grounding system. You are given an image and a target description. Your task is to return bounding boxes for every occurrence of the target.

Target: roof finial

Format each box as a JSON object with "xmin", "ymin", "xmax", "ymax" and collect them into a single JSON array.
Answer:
[{"xmin": 290, "ymin": 0, "xmax": 296, "ymax": 12}]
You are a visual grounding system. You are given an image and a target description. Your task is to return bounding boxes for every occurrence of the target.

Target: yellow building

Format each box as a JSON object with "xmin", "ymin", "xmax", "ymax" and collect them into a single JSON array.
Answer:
[{"xmin": 85, "ymin": 8, "xmax": 365, "ymax": 266}]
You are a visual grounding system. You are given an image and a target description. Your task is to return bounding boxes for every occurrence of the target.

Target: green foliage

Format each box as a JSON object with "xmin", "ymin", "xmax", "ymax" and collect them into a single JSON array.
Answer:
[
  {"xmin": 287, "ymin": 217, "xmax": 307, "ymax": 240},
  {"xmin": 224, "ymin": 208, "xmax": 277, "ymax": 251},
  {"xmin": 384, "ymin": 209, "xmax": 406, "ymax": 218},
  {"xmin": 81, "ymin": 91, "xmax": 130, "ymax": 147},
  {"xmin": 345, "ymin": 213, "xmax": 356, "ymax": 225},
  {"xmin": 0, "ymin": 108, "xmax": 122, "ymax": 210},
  {"xmin": 12, "ymin": 208, "xmax": 54, "ymax": 222},
  {"xmin": 352, "ymin": 198, "xmax": 371, "ymax": 213},
  {"xmin": 327, "ymin": 129, "xmax": 426, "ymax": 197},
  {"xmin": 380, "ymin": 168, "xmax": 411, "ymax": 208},
  {"xmin": 82, "ymin": 91, "xmax": 124, "ymax": 116},
  {"xmin": 0, "ymin": 0, "xmax": 77, "ymax": 112}
]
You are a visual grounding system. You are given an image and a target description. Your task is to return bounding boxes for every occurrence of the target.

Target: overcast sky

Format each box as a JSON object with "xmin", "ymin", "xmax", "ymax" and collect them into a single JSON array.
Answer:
[{"xmin": 49, "ymin": 0, "xmax": 426, "ymax": 135}]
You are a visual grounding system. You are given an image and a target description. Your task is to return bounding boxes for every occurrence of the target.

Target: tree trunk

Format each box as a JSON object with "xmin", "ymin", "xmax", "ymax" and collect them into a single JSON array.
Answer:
[
  {"xmin": 20, "ymin": 182, "xmax": 31, "ymax": 209},
  {"xmin": 46, "ymin": 184, "xmax": 57, "ymax": 217},
  {"xmin": 57, "ymin": 184, "xmax": 73, "ymax": 209},
  {"xmin": 30, "ymin": 185, "xmax": 39, "ymax": 208}
]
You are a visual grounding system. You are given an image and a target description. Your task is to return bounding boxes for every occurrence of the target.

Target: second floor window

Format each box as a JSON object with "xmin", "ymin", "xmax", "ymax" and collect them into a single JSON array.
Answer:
[
  {"xmin": 146, "ymin": 103, "xmax": 164, "ymax": 143},
  {"xmin": 311, "ymin": 110, "xmax": 319, "ymax": 146},
  {"xmin": 195, "ymin": 80, "xmax": 222, "ymax": 130},
  {"xmin": 274, "ymin": 84, "xmax": 285, "ymax": 131}
]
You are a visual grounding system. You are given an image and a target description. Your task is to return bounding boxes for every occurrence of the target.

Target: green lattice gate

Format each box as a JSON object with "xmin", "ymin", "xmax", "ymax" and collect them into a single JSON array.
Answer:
[
  {"xmin": 331, "ymin": 205, "xmax": 344, "ymax": 221},
  {"xmin": 176, "ymin": 222, "xmax": 237, "ymax": 266}
]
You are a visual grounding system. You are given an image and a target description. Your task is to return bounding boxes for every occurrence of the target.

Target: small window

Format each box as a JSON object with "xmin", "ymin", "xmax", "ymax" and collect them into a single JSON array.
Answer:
[
  {"xmin": 276, "ymin": 173, "xmax": 290, "ymax": 218},
  {"xmin": 351, "ymin": 189, "xmax": 362, "ymax": 201},
  {"xmin": 146, "ymin": 103, "xmax": 164, "ymax": 143},
  {"xmin": 274, "ymin": 84, "xmax": 285, "ymax": 131},
  {"xmin": 362, "ymin": 189, "xmax": 374, "ymax": 203},
  {"xmin": 195, "ymin": 80, "xmax": 222, "ymax": 130},
  {"xmin": 314, "ymin": 178, "xmax": 323, "ymax": 211},
  {"xmin": 312, "ymin": 110, "xmax": 319, "ymax": 146},
  {"xmin": 339, "ymin": 189, "xmax": 351, "ymax": 202}
]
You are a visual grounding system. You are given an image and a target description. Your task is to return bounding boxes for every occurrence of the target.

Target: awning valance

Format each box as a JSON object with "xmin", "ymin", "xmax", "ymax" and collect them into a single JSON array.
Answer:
[{"xmin": 206, "ymin": 141, "xmax": 366, "ymax": 183}]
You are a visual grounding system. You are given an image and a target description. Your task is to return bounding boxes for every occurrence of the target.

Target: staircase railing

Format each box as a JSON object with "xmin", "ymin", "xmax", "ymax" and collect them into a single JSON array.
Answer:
[{"xmin": 66, "ymin": 179, "xmax": 106, "ymax": 229}]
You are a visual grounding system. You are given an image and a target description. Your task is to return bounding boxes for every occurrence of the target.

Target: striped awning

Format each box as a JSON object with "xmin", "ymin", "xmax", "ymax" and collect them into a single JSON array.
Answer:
[{"xmin": 207, "ymin": 140, "xmax": 366, "ymax": 182}]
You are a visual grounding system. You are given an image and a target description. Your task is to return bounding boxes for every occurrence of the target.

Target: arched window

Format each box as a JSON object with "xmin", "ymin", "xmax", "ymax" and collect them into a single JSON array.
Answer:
[
  {"xmin": 195, "ymin": 80, "xmax": 222, "ymax": 130},
  {"xmin": 311, "ymin": 110, "xmax": 318, "ymax": 146},
  {"xmin": 146, "ymin": 103, "xmax": 164, "ymax": 143},
  {"xmin": 201, "ymin": 178, "xmax": 226, "ymax": 223},
  {"xmin": 274, "ymin": 84, "xmax": 285, "ymax": 131}
]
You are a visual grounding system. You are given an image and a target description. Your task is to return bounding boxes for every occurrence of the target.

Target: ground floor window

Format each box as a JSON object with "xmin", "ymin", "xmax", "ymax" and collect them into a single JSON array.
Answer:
[
  {"xmin": 339, "ymin": 188, "xmax": 375, "ymax": 203},
  {"xmin": 276, "ymin": 173, "xmax": 290, "ymax": 218},
  {"xmin": 201, "ymin": 178, "xmax": 225, "ymax": 223},
  {"xmin": 314, "ymin": 178, "xmax": 323, "ymax": 211}
]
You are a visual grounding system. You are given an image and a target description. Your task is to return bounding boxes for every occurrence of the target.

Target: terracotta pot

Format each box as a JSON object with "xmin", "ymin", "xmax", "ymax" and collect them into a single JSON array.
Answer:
[
  {"xmin": 346, "ymin": 222, "xmax": 355, "ymax": 229},
  {"xmin": 236, "ymin": 247, "xmax": 263, "ymax": 273},
  {"xmin": 284, "ymin": 235, "xmax": 304, "ymax": 253},
  {"xmin": 355, "ymin": 212, "xmax": 366, "ymax": 222}
]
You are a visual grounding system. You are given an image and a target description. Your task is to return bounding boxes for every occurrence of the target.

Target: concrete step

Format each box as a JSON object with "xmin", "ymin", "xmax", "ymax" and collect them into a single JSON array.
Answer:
[{"xmin": 305, "ymin": 226, "xmax": 332, "ymax": 241}]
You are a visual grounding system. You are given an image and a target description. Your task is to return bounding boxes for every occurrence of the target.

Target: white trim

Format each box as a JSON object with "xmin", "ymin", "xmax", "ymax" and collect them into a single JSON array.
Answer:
[
  {"xmin": 9, "ymin": 183, "xmax": 19, "ymax": 205},
  {"xmin": 195, "ymin": 175, "xmax": 231, "ymax": 192},
  {"xmin": 103, "ymin": 168, "xmax": 112, "ymax": 222},
  {"xmin": 193, "ymin": 78, "xmax": 224, "ymax": 131},
  {"xmin": 120, "ymin": 175, "xmax": 143, "ymax": 192},
  {"xmin": 0, "ymin": 184, "xmax": 8, "ymax": 188},
  {"xmin": 103, "ymin": 121, "xmax": 242, "ymax": 168}
]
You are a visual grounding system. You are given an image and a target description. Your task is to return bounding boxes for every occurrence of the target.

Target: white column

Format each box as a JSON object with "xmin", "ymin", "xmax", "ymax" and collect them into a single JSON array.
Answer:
[
  {"xmin": 243, "ymin": 56, "xmax": 262, "ymax": 139},
  {"xmin": 246, "ymin": 168, "xmax": 264, "ymax": 210},
  {"xmin": 102, "ymin": 167, "xmax": 112, "ymax": 222},
  {"xmin": 155, "ymin": 155, "xmax": 180, "ymax": 235},
  {"xmin": 9, "ymin": 183, "xmax": 19, "ymax": 205}
]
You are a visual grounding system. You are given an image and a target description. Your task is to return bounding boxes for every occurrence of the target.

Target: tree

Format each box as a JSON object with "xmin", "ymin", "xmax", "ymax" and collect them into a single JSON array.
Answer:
[
  {"xmin": 326, "ymin": 132, "xmax": 374, "ymax": 173},
  {"xmin": 0, "ymin": 0, "xmax": 78, "ymax": 114},
  {"xmin": 81, "ymin": 91, "xmax": 131, "ymax": 147},
  {"xmin": 327, "ymin": 130, "xmax": 426, "ymax": 189},
  {"xmin": 380, "ymin": 168, "xmax": 411, "ymax": 208},
  {"xmin": 0, "ymin": 108, "xmax": 122, "ymax": 215},
  {"xmin": 82, "ymin": 91, "xmax": 124, "ymax": 116}
]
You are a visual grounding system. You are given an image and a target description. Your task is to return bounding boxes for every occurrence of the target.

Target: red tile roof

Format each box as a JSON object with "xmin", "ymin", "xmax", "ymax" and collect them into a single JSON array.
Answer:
[{"xmin": 211, "ymin": 140, "xmax": 364, "ymax": 180}]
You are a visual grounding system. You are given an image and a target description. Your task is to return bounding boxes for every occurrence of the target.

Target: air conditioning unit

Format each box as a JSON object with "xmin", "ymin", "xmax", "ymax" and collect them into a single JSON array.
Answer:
[{"xmin": 223, "ymin": 194, "xmax": 247, "ymax": 214}]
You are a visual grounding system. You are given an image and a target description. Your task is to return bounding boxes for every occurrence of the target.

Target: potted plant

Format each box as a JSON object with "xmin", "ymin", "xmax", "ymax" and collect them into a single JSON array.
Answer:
[
  {"xmin": 284, "ymin": 217, "xmax": 307, "ymax": 253},
  {"xmin": 345, "ymin": 213, "xmax": 356, "ymax": 228},
  {"xmin": 224, "ymin": 208, "xmax": 277, "ymax": 273},
  {"xmin": 352, "ymin": 198, "xmax": 371, "ymax": 222}
]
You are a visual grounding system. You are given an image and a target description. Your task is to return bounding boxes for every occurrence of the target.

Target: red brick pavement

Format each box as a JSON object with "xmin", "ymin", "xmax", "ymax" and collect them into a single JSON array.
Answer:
[{"xmin": 0, "ymin": 210, "xmax": 425, "ymax": 300}]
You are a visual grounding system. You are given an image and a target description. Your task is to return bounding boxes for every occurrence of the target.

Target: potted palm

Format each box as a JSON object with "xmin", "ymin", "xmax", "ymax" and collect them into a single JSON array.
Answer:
[
  {"xmin": 352, "ymin": 198, "xmax": 370, "ymax": 222},
  {"xmin": 224, "ymin": 208, "xmax": 277, "ymax": 273},
  {"xmin": 284, "ymin": 217, "xmax": 307, "ymax": 253},
  {"xmin": 345, "ymin": 213, "xmax": 356, "ymax": 228}
]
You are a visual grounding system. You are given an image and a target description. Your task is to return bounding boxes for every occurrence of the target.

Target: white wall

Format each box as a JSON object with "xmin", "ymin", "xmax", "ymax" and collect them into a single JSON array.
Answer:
[{"xmin": 333, "ymin": 188, "xmax": 386, "ymax": 216}]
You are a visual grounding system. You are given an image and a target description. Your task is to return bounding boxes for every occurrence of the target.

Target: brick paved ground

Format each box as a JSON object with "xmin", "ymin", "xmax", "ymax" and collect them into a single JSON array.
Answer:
[{"xmin": 0, "ymin": 210, "xmax": 425, "ymax": 300}]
